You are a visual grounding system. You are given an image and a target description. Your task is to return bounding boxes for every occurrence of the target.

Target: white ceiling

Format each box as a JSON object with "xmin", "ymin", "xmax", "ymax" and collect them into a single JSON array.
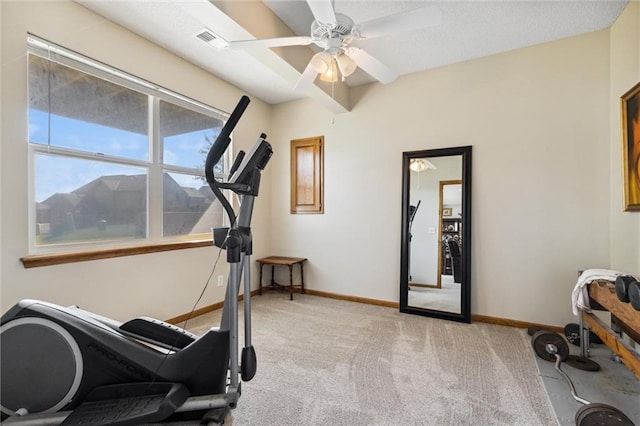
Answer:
[{"xmin": 76, "ymin": 0, "xmax": 627, "ymax": 110}]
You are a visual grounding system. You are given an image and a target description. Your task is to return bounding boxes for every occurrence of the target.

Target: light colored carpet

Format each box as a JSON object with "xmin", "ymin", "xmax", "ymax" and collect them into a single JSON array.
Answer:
[
  {"xmin": 185, "ymin": 293, "xmax": 558, "ymax": 425},
  {"xmin": 409, "ymin": 276, "xmax": 461, "ymax": 313}
]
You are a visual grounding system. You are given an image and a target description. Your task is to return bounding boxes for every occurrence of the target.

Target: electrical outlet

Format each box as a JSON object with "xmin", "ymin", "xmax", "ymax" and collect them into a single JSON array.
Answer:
[{"xmin": 217, "ymin": 275, "xmax": 224, "ymax": 287}]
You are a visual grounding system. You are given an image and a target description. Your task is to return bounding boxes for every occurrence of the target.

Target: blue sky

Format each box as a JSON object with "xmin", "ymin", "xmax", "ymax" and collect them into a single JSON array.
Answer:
[{"xmin": 30, "ymin": 111, "xmax": 219, "ymax": 202}]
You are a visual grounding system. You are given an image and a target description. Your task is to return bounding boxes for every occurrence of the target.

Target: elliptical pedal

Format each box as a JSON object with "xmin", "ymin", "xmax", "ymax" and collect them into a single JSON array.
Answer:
[{"xmin": 61, "ymin": 383, "xmax": 189, "ymax": 426}]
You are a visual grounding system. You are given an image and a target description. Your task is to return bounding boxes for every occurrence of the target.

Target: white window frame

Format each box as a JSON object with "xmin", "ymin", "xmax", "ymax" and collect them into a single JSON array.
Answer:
[{"xmin": 26, "ymin": 35, "xmax": 231, "ymax": 255}]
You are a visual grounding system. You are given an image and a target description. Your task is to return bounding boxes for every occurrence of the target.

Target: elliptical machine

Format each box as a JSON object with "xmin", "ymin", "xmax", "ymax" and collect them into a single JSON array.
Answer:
[{"xmin": 0, "ymin": 95, "xmax": 272, "ymax": 425}]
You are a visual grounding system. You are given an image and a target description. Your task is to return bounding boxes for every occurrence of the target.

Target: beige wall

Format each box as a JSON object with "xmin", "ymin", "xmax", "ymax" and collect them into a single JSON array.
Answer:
[
  {"xmin": 2, "ymin": 1, "xmax": 638, "ymax": 328},
  {"xmin": 270, "ymin": 29, "xmax": 613, "ymax": 326},
  {"xmin": 0, "ymin": 1, "xmax": 273, "ymax": 321},
  {"xmin": 610, "ymin": 2, "xmax": 640, "ymax": 275}
]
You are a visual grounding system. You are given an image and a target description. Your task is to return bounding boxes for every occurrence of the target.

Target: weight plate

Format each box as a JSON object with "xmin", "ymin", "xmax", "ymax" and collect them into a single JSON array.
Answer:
[
  {"xmin": 565, "ymin": 355, "xmax": 601, "ymax": 372},
  {"xmin": 564, "ymin": 323, "xmax": 581, "ymax": 346},
  {"xmin": 575, "ymin": 403, "xmax": 635, "ymax": 426},
  {"xmin": 527, "ymin": 326, "xmax": 550, "ymax": 336},
  {"xmin": 563, "ymin": 323, "xmax": 603, "ymax": 346},
  {"xmin": 628, "ymin": 280, "xmax": 640, "ymax": 311},
  {"xmin": 590, "ymin": 330, "xmax": 603, "ymax": 344},
  {"xmin": 531, "ymin": 330, "xmax": 569, "ymax": 362}
]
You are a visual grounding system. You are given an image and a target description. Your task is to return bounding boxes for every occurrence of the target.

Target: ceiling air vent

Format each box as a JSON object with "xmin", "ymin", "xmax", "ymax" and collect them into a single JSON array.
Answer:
[{"xmin": 195, "ymin": 29, "xmax": 228, "ymax": 49}]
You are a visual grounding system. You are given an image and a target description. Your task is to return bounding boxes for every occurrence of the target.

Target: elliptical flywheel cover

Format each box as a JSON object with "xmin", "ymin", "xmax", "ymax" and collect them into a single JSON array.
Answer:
[
  {"xmin": 575, "ymin": 402, "xmax": 634, "ymax": 426},
  {"xmin": 1, "ymin": 317, "xmax": 83, "ymax": 416},
  {"xmin": 531, "ymin": 330, "xmax": 569, "ymax": 362}
]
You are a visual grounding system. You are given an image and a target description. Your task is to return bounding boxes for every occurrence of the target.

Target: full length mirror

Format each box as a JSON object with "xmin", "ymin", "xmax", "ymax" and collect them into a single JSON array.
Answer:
[{"xmin": 400, "ymin": 146, "xmax": 472, "ymax": 323}]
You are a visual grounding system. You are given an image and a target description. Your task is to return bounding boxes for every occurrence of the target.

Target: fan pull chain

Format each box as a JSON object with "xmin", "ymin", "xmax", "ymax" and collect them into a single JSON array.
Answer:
[{"xmin": 330, "ymin": 80, "xmax": 335, "ymax": 125}]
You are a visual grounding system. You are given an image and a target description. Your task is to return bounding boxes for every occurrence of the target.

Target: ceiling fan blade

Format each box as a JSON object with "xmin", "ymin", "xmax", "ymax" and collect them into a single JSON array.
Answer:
[
  {"xmin": 294, "ymin": 61, "xmax": 318, "ymax": 92},
  {"xmin": 228, "ymin": 36, "xmax": 312, "ymax": 50},
  {"xmin": 346, "ymin": 48, "xmax": 397, "ymax": 84},
  {"xmin": 307, "ymin": 0, "xmax": 337, "ymax": 24},
  {"xmin": 357, "ymin": 5, "xmax": 442, "ymax": 39}
]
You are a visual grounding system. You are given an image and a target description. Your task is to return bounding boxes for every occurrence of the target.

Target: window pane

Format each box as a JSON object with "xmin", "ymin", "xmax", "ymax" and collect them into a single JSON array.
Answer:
[
  {"xmin": 35, "ymin": 154, "xmax": 147, "ymax": 246},
  {"xmin": 28, "ymin": 55, "xmax": 149, "ymax": 161},
  {"xmin": 27, "ymin": 38, "xmax": 230, "ymax": 253},
  {"xmin": 160, "ymin": 100, "xmax": 224, "ymax": 171},
  {"xmin": 163, "ymin": 172, "xmax": 221, "ymax": 237}
]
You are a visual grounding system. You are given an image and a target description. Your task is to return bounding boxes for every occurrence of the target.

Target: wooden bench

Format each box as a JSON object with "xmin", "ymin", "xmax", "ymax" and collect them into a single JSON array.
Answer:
[
  {"xmin": 256, "ymin": 256, "xmax": 307, "ymax": 300},
  {"xmin": 580, "ymin": 280, "xmax": 640, "ymax": 379}
]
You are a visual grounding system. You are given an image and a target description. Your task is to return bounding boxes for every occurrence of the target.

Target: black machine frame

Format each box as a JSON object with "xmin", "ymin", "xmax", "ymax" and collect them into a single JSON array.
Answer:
[{"xmin": 0, "ymin": 95, "xmax": 272, "ymax": 425}]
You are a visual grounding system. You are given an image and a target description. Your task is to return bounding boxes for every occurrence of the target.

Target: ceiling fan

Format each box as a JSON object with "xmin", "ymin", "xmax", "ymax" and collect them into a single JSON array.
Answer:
[{"xmin": 228, "ymin": 0, "xmax": 442, "ymax": 91}]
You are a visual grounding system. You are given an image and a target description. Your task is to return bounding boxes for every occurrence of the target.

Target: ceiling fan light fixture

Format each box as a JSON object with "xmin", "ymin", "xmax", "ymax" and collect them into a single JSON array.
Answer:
[
  {"xmin": 409, "ymin": 159, "xmax": 437, "ymax": 172},
  {"xmin": 337, "ymin": 53, "xmax": 357, "ymax": 78},
  {"xmin": 319, "ymin": 57, "xmax": 338, "ymax": 82},
  {"xmin": 310, "ymin": 51, "xmax": 332, "ymax": 74},
  {"xmin": 409, "ymin": 159, "xmax": 427, "ymax": 172}
]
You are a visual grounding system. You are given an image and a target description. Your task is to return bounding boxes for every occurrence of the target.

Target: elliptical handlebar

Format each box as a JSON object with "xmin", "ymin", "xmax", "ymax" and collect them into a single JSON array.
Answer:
[
  {"xmin": 204, "ymin": 95, "xmax": 273, "ymax": 226},
  {"xmin": 205, "ymin": 95, "xmax": 250, "ymax": 185},
  {"xmin": 205, "ymin": 96, "xmax": 251, "ymax": 224}
]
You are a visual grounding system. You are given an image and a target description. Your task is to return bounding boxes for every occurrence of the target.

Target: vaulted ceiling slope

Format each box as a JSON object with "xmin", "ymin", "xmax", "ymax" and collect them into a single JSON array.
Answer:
[{"xmin": 76, "ymin": 0, "xmax": 627, "ymax": 113}]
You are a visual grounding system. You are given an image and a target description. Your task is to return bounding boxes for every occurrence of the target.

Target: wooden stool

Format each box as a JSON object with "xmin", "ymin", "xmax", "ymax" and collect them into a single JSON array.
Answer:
[{"xmin": 256, "ymin": 256, "xmax": 307, "ymax": 300}]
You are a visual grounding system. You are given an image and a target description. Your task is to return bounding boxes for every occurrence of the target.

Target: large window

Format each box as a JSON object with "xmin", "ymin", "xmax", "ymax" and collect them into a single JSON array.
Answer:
[{"xmin": 27, "ymin": 36, "xmax": 228, "ymax": 253}]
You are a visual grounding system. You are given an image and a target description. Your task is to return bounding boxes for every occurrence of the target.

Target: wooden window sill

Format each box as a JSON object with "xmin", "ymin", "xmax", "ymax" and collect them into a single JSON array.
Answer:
[{"xmin": 21, "ymin": 240, "xmax": 213, "ymax": 268}]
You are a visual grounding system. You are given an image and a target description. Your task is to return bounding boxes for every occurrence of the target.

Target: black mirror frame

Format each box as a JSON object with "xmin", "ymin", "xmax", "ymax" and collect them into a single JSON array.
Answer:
[{"xmin": 400, "ymin": 146, "xmax": 472, "ymax": 323}]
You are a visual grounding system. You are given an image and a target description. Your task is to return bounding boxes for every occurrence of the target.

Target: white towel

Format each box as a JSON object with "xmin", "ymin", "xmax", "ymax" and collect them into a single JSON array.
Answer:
[{"xmin": 571, "ymin": 269, "xmax": 624, "ymax": 316}]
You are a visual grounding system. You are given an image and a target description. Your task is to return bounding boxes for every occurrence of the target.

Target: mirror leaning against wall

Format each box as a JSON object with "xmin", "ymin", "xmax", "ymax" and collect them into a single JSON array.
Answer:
[{"xmin": 400, "ymin": 146, "xmax": 472, "ymax": 323}]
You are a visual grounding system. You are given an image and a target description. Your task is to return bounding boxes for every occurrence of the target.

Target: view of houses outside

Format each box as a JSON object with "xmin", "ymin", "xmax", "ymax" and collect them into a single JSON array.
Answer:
[
  {"xmin": 36, "ymin": 172, "xmax": 222, "ymax": 245},
  {"xmin": 28, "ymin": 52, "xmax": 226, "ymax": 247}
]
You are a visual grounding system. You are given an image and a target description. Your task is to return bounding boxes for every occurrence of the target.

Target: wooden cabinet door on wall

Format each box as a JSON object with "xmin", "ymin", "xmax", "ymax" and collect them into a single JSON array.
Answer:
[{"xmin": 291, "ymin": 136, "xmax": 324, "ymax": 214}]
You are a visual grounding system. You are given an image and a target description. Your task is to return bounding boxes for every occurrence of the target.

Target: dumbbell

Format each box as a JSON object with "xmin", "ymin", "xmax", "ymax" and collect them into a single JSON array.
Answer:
[
  {"xmin": 615, "ymin": 275, "xmax": 640, "ymax": 310},
  {"xmin": 615, "ymin": 275, "xmax": 634, "ymax": 303},
  {"xmin": 629, "ymin": 280, "xmax": 640, "ymax": 311}
]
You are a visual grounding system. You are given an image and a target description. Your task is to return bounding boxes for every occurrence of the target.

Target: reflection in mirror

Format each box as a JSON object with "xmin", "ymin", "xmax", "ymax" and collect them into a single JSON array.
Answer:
[
  {"xmin": 409, "ymin": 176, "xmax": 462, "ymax": 313},
  {"xmin": 400, "ymin": 147, "xmax": 471, "ymax": 323}
]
